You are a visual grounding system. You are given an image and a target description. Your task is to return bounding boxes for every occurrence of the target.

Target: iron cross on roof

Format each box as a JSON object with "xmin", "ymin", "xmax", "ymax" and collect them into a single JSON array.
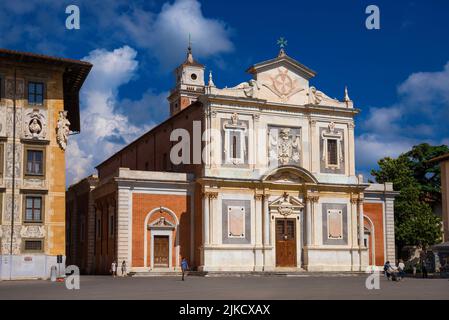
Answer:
[{"xmin": 277, "ymin": 37, "xmax": 288, "ymax": 49}]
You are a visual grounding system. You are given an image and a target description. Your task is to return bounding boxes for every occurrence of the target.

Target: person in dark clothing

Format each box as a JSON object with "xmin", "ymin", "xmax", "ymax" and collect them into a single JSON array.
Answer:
[
  {"xmin": 384, "ymin": 261, "xmax": 392, "ymax": 280},
  {"xmin": 181, "ymin": 258, "xmax": 189, "ymax": 281},
  {"xmin": 422, "ymin": 260, "xmax": 428, "ymax": 278}
]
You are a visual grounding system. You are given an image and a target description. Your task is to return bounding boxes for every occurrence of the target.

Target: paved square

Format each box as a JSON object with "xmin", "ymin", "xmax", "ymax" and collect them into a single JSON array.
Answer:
[{"xmin": 0, "ymin": 275, "xmax": 448, "ymax": 300}]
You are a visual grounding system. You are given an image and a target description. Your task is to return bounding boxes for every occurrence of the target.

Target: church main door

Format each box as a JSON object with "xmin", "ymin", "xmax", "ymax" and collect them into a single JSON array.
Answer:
[
  {"xmin": 153, "ymin": 236, "xmax": 169, "ymax": 268},
  {"xmin": 275, "ymin": 218, "xmax": 297, "ymax": 267}
]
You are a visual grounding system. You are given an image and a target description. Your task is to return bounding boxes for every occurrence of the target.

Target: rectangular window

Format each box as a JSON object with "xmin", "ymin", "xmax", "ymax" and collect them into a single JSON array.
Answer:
[
  {"xmin": 23, "ymin": 239, "xmax": 43, "ymax": 252},
  {"xmin": 24, "ymin": 196, "xmax": 43, "ymax": 223},
  {"xmin": 28, "ymin": 82, "xmax": 44, "ymax": 105},
  {"xmin": 327, "ymin": 209, "xmax": 343, "ymax": 240},
  {"xmin": 327, "ymin": 139, "xmax": 338, "ymax": 166},
  {"xmin": 228, "ymin": 206, "xmax": 245, "ymax": 238},
  {"xmin": 26, "ymin": 149, "xmax": 44, "ymax": 176}
]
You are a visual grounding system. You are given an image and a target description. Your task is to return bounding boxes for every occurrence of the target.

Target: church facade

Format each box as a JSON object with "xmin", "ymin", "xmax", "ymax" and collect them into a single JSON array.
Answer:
[{"xmin": 67, "ymin": 47, "xmax": 397, "ymax": 274}]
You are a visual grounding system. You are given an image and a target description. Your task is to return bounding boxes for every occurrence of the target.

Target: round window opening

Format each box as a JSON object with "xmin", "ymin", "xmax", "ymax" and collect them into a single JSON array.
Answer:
[{"xmin": 191, "ymin": 73, "xmax": 197, "ymax": 80}]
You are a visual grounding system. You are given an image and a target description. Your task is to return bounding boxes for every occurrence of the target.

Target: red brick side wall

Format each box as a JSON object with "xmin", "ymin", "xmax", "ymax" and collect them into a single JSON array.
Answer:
[
  {"xmin": 363, "ymin": 203, "xmax": 385, "ymax": 266},
  {"xmin": 97, "ymin": 103, "xmax": 203, "ymax": 179},
  {"xmin": 132, "ymin": 193, "xmax": 192, "ymax": 268}
]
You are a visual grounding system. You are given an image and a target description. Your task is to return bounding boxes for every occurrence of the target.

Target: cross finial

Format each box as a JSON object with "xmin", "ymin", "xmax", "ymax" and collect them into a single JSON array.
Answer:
[
  {"xmin": 277, "ymin": 37, "xmax": 288, "ymax": 57},
  {"xmin": 277, "ymin": 37, "xmax": 288, "ymax": 49}
]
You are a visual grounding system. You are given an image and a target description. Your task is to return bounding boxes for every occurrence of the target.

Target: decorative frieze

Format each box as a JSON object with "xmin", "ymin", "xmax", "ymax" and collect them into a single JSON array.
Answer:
[
  {"xmin": 20, "ymin": 225, "xmax": 46, "ymax": 238},
  {"xmin": 5, "ymin": 143, "xmax": 22, "ymax": 179}
]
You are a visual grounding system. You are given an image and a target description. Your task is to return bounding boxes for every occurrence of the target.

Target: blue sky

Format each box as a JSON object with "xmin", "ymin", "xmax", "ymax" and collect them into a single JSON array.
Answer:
[{"xmin": 1, "ymin": 0, "xmax": 448, "ymax": 183}]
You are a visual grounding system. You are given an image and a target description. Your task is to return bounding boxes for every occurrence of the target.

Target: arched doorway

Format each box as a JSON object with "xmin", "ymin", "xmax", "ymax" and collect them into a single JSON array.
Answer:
[
  {"xmin": 364, "ymin": 216, "xmax": 376, "ymax": 266},
  {"xmin": 144, "ymin": 207, "xmax": 179, "ymax": 270}
]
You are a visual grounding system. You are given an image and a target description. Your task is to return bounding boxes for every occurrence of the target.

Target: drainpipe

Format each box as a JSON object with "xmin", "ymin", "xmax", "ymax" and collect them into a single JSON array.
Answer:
[{"xmin": 9, "ymin": 67, "xmax": 17, "ymax": 280}]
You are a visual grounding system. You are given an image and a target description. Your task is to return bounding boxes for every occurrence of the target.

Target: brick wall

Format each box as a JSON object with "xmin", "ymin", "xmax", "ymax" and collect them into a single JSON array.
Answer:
[{"xmin": 364, "ymin": 202, "xmax": 385, "ymax": 266}]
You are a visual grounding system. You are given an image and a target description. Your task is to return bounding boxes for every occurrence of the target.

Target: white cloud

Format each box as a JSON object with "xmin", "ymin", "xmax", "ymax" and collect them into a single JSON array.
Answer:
[
  {"xmin": 0, "ymin": 0, "xmax": 234, "ymax": 67},
  {"xmin": 357, "ymin": 61, "xmax": 449, "ymax": 175},
  {"xmin": 118, "ymin": 0, "xmax": 234, "ymax": 67},
  {"xmin": 66, "ymin": 46, "xmax": 152, "ymax": 184}
]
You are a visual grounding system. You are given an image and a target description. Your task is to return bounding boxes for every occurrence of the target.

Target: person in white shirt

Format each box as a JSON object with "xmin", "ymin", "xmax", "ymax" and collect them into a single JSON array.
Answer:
[
  {"xmin": 398, "ymin": 259, "xmax": 406, "ymax": 280},
  {"xmin": 111, "ymin": 261, "xmax": 117, "ymax": 277}
]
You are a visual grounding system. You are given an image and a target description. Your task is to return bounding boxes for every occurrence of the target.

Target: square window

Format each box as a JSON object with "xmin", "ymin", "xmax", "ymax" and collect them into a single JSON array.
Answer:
[
  {"xmin": 24, "ymin": 196, "xmax": 43, "ymax": 223},
  {"xmin": 28, "ymin": 82, "xmax": 44, "ymax": 105},
  {"xmin": 25, "ymin": 149, "xmax": 44, "ymax": 176}
]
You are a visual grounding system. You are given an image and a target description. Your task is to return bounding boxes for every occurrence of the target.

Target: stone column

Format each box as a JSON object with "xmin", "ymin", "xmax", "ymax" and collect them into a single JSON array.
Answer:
[
  {"xmin": 255, "ymin": 194, "xmax": 263, "ymax": 246},
  {"xmin": 209, "ymin": 192, "xmax": 218, "ymax": 244},
  {"xmin": 350, "ymin": 196, "xmax": 359, "ymax": 248},
  {"xmin": 348, "ymin": 122, "xmax": 356, "ymax": 176},
  {"xmin": 262, "ymin": 193, "xmax": 271, "ymax": 270},
  {"xmin": 309, "ymin": 119, "xmax": 318, "ymax": 173},
  {"xmin": 358, "ymin": 197, "xmax": 364, "ymax": 248},
  {"xmin": 311, "ymin": 195, "xmax": 319, "ymax": 245},
  {"xmin": 116, "ymin": 186, "xmax": 131, "ymax": 275},
  {"xmin": 202, "ymin": 192, "xmax": 210, "ymax": 245},
  {"xmin": 306, "ymin": 197, "xmax": 313, "ymax": 246}
]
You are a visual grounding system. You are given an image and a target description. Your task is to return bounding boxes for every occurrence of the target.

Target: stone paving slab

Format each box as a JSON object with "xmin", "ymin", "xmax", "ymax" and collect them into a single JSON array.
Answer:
[{"xmin": 0, "ymin": 275, "xmax": 448, "ymax": 300}]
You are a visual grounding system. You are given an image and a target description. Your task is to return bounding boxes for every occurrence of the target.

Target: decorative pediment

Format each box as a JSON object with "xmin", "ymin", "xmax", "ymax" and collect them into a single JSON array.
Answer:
[
  {"xmin": 269, "ymin": 192, "xmax": 304, "ymax": 217},
  {"xmin": 148, "ymin": 217, "xmax": 176, "ymax": 230},
  {"xmin": 262, "ymin": 166, "xmax": 318, "ymax": 185}
]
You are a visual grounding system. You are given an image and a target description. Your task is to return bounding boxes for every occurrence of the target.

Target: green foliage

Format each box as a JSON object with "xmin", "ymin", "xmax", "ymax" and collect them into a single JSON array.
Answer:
[{"xmin": 371, "ymin": 144, "xmax": 447, "ymax": 249}]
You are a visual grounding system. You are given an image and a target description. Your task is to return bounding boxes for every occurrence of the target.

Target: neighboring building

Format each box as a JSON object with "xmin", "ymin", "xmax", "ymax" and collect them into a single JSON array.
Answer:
[
  {"xmin": 0, "ymin": 49, "xmax": 91, "ymax": 279},
  {"xmin": 431, "ymin": 153, "xmax": 449, "ymax": 242},
  {"xmin": 66, "ymin": 47, "xmax": 397, "ymax": 274}
]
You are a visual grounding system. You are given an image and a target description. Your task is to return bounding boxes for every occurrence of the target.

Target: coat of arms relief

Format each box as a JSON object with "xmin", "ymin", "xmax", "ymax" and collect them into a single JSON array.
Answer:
[{"xmin": 268, "ymin": 126, "xmax": 301, "ymax": 166}]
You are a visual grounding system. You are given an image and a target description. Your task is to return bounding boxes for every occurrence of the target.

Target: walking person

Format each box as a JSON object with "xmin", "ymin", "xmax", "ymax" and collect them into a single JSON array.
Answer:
[
  {"xmin": 384, "ymin": 261, "xmax": 392, "ymax": 280},
  {"xmin": 422, "ymin": 259, "xmax": 428, "ymax": 278},
  {"xmin": 111, "ymin": 261, "xmax": 117, "ymax": 278},
  {"xmin": 398, "ymin": 259, "xmax": 406, "ymax": 280},
  {"xmin": 121, "ymin": 260, "xmax": 127, "ymax": 277},
  {"xmin": 181, "ymin": 258, "xmax": 189, "ymax": 281}
]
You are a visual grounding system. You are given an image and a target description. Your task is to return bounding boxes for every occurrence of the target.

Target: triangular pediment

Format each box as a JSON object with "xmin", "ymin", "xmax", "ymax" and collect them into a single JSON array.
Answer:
[
  {"xmin": 246, "ymin": 51, "xmax": 316, "ymax": 80},
  {"xmin": 148, "ymin": 217, "xmax": 176, "ymax": 230},
  {"xmin": 269, "ymin": 193, "xmax": 304, "ymax": 217}
]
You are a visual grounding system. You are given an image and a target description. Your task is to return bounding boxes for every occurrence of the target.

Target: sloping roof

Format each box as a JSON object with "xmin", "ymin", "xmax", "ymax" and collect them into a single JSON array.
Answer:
[
  {"xmin": 0, "ymin": 48, "xmax": 92, "ymax": 132},
  {"xmin": 246, "ymin": 49, "xmax": 317, "ymax": 79}
]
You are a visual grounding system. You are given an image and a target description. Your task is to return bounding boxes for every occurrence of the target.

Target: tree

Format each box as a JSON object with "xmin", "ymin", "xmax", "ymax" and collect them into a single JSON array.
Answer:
[{"xmin": 370, "ymin": 144, "xmax": 446, "ymax": 251}]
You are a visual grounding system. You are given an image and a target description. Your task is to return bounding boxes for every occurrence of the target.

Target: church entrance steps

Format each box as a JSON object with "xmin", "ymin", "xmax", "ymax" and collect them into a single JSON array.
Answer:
[{"xmin": 128, "ymin": 271, "xmax": 366, "ymax": 278}]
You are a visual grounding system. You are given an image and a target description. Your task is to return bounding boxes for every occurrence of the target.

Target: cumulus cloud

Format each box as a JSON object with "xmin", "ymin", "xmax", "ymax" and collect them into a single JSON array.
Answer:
[
  {"xmin": 0, "ymin": 0, "xmax": 233, "ymax": 67},
  {"xmin": 66, "ymin": 46, "xmax": 153, "ymax": 184},
  {"xmin": 118, "ymin": 0, "xmax": 234, "ymax": 68},
  {"xmin": 357, "ymin": 61, "xmax": 449, "ymax": 175}
]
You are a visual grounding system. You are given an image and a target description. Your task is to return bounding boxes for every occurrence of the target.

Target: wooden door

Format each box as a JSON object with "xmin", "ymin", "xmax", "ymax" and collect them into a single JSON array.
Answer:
[
  {"xmin": 153, "ymin": 236, "xmax": 169, "ymax": 268},
  {"xmin": 276, "ymin": 219, "xmax": 297, "ymax": 267}
]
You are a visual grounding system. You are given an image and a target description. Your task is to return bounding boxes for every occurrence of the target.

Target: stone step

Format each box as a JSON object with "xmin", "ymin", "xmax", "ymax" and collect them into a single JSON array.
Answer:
[{"xmin": 128, "ymin": 271, "xmax": 366, "ymax": 278}]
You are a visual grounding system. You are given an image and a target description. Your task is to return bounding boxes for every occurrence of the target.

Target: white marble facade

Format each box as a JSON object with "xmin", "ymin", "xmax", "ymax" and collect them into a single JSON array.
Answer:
[{"xmin": 195, "ymin": 49, "xmax": 381, "ymax": 272}]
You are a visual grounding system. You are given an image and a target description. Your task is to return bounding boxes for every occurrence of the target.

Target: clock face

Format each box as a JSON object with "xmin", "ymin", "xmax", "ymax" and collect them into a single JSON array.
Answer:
[{"xmin": 190, "ymin": 73, "xmax": 198, "ymax": 81}]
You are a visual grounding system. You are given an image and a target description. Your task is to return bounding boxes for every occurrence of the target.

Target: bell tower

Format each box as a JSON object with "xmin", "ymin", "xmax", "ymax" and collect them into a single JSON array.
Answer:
[{"xmin": 168, "ymin": 45, "xmax": 205, "ymax": 116}]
